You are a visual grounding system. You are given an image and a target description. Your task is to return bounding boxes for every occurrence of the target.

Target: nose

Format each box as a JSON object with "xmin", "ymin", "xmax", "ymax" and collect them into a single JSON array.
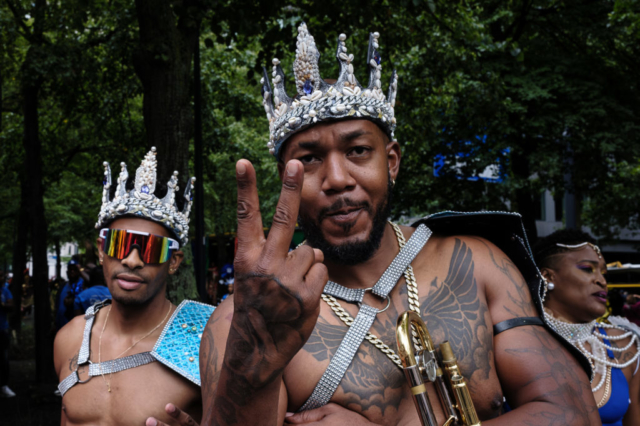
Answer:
[
  {"xmin": 321, "ymin": 153, "xmax": 356, "ymax": 194},
  {"xmin": 596, "ymin": 270, "xmax": 607, "ymax": 290},
  {"xmin": 121, "ymin": 247, "xmax": 145, "ymax": 269}
]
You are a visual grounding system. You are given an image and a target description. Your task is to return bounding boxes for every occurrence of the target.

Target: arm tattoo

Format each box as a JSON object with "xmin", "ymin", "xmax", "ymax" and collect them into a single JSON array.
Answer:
[
  {"xmin": 420, "ymin": 239, "xmax": 493, "ymax": 383},
  {"xmin": 472, "ymin": 237, "xmax": 535, "ymax": 317}
]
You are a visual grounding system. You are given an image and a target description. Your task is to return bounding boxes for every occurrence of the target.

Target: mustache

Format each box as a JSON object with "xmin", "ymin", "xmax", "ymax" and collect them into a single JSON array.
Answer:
[{"xmin": 317, "ymin": 198, "xmax": 372, "ymax": 222}]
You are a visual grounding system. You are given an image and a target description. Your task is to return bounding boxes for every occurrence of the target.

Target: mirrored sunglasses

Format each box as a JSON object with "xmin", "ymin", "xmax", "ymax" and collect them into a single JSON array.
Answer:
[{"xmin": 99, "ymin": 228, "xmax": 179, "ymax": 264}]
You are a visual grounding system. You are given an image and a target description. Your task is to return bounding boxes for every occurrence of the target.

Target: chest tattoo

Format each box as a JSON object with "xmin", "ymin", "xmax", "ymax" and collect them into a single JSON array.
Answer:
[
  {"xmin": 304, "ymin": 317, "xmax": 406, "ymax": 412},
  {"xmin": 303, "ymin": 238, "xmax": 494, "ymax": 414}
]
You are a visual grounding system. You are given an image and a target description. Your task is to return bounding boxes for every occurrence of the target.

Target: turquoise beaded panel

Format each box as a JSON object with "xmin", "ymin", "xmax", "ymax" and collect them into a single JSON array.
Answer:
[{"xmin": 151, "ymin": 300, "xmax": 215, "ymax": 386}]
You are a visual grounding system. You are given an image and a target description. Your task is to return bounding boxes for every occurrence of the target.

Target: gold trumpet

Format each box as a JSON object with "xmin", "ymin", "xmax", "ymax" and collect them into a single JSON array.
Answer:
[{"xmin": 396, "ymin": 311, "xmax": 481, "ymax": 426}]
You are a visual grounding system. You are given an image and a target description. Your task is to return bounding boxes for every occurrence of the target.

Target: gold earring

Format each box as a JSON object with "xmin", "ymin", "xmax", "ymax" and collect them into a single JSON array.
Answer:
[{"xmin": 391, "ymin": 178, "xmax": 396, "ymax": 187}]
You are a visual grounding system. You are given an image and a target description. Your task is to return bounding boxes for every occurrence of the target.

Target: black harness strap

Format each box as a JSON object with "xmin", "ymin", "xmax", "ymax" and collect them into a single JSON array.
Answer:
[{"xmin": 493, "ymin": 317, "xmax": 544, "ymax": 335}]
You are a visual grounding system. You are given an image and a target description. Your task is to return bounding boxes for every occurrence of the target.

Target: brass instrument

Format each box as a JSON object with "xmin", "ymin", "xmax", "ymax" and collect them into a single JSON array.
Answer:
[{"xmin": 396, "ymin": 311, "xmax": 481, "ymax": 426}]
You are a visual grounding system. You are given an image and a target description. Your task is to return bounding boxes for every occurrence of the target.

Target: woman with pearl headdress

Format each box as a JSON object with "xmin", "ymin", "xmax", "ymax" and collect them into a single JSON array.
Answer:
[{"xmin": 534, "ymin": 229, "xmax": 640, "ymax": 426}]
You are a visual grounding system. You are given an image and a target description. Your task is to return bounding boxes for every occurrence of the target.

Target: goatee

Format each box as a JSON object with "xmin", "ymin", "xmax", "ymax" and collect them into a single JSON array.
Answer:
[{"xmin": 299, "ymin": 178, "xmax": 393, "ymax": 266}]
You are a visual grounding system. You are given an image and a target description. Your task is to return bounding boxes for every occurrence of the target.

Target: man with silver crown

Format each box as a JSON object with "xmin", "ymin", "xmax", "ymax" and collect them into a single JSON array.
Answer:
[
  {"xmin": 54, "ymin": 147, "xmax": 214, "ymax": 426},
  {"xmin": 200, "ymin": 24, "xmax": 601, "ymax": 426}
]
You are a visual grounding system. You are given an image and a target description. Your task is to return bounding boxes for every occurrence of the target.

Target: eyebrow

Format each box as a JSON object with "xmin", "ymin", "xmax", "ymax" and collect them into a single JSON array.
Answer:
[
  {"xmin": 297, "ymin": 140, "xmax": 321, "ymax": 150},
  {"xmin": 339, "ymin": 129, "xmax": 371, "ymax": 141},
  {"xmin": 577, "ymin": 260, "xmax": 607, "ymax": 270},
  {"xmin": 295, "ymin": 130, "xmax": 373, "ymax": 149}
]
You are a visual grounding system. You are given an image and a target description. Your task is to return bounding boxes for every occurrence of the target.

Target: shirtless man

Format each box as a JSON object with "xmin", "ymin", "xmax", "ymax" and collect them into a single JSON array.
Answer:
[
  {"xmin": 54, "ymin": 148, "xmax": 212, "ymax": 426},
  {"xmin": 200, "ymin": 25, "xmax": 600, "ymax": 425}
]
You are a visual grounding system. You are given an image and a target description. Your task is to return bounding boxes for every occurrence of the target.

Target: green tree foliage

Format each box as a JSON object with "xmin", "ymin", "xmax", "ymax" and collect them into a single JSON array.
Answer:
[{"xmin": 1, "ymin": 0, "xmax": 639, "ymax": 287}]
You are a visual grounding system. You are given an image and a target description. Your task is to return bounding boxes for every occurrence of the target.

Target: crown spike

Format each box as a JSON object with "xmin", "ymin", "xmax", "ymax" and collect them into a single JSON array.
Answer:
[
  {"xmin": 366, "ymin": 32, "xmax": 384, "ymax": 99},
  {"xmin": 294, "ymin": 22, "xmax": 323, "ymax": 97},
  {"xmin": 388, "ymin": 69, "xmax": 398, "ymax": 109},
  {"xmin": 101, "ymin": 162, "xmax": 112, "ymax": 205},
  {"xmin": 271, "ymin": 58, "xmax": 293, "ymax": 119},
  {"xmin": 134, "ymin": 147, "xmax": 158, "ymax": 198},
  {"xmin": 115, "ymin": 162, "xmax": 129, "ymax": 200},
  {"xmin": 183, "ymin": 177, "xmax": 195, "ymax": 218},
  {"xmin": 160, "ymin": 170, "xmax": 179, "ymax": 206},
  {"xmin": 261, "ymin": 67, "xmax": 276, "ymax": 124}
]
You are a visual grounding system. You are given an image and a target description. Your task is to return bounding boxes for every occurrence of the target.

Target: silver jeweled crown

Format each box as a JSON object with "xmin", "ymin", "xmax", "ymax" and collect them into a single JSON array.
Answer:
[
  {"xmin": 95, "ymin": 147, "xmax": 195, "ymax": 246},
  {"xmin": 261, "ymin": 23, "xmax": 398, "ymax": 158}
]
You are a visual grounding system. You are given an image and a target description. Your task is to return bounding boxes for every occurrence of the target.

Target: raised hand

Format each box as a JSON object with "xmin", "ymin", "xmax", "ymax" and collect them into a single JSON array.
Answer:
[{"xmin": 226, "ymin": 159, "xmax": 327, "ymax": 386}]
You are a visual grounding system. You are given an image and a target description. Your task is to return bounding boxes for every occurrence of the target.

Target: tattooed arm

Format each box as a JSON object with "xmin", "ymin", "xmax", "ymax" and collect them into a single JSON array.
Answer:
[
  {"xmin": 472, "ymin": 237, "xmax": 601, "ymax": 425},
  {"xmin": 200, "ymin": 160, "xmax": 327, "ymax": 426}
]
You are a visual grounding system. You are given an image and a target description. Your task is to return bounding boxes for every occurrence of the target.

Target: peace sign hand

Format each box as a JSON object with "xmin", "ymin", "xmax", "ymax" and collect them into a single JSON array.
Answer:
[{"xmin": 227, "ymin": 159, "xmax": 327, "ymax": 388}]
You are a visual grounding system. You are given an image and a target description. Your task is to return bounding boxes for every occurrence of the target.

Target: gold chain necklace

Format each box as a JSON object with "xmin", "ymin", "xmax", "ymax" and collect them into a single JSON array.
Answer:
[
  {"xmin": 320, "ymin": 221, "xmax": 421, "ymax": 369},
  {"xmin": 97, "ymin": 300, "xmax": 172, "ymax": 392}
]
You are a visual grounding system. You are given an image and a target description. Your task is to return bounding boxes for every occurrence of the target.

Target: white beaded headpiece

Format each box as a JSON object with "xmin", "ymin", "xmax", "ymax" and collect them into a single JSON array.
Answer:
[
  {"xmin": 95, "ymin": 147, "xmax": 195, "ymax": 246},
  {"xmin": 261, "ymin": 23, "xmax": 398, "ymax": 158}
]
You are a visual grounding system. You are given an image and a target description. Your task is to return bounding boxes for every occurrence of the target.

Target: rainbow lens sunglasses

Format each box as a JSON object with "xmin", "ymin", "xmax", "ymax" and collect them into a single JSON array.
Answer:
[{"xmin": 99, "ymin": 228, "xmax": 179, "ymax": 264}]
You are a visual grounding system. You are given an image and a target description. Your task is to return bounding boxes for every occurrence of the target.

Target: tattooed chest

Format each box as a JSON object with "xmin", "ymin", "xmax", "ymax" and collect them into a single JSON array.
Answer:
[{"xmin": 287, "ymin": 239, "xmax": 506, "ymax": 421}]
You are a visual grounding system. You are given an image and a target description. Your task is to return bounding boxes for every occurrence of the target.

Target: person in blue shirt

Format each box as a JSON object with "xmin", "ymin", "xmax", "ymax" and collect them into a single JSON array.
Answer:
[
  {"xmin": 74, "ymin": 266, "xmax": 111, "ymax": 314},
  {"xmin": 55, "ymin": 260, "xmax": 84, "ymax": 330},
  {"xmin": 0, "ymin": 270, "xmax": 15, "ymax": 398}
]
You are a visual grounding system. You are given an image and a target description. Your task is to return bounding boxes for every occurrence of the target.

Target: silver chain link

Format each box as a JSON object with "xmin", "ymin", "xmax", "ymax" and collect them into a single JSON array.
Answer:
[{"xmin": 320, "ymin": 221, "xmax": 422, "ymax": 369}]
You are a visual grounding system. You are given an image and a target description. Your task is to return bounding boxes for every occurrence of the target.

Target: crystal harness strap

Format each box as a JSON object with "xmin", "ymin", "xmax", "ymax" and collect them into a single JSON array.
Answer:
[
  {"xmin": 299, "ymin": 224, "xmax": 431, "ymax": 411},
  {"xmin": 58, "ymin": 300, "xmax": 156, "ymax": 396}
]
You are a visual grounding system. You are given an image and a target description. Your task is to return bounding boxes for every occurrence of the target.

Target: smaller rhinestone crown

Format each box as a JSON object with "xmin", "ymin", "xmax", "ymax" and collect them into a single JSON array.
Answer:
[
  {"xmin": 261, "ymin": 23, "xmax": 398, "ymax": 158},
  {"xmin": 95, "ymin": 147, "xmax": 195, "ymax": 246}
]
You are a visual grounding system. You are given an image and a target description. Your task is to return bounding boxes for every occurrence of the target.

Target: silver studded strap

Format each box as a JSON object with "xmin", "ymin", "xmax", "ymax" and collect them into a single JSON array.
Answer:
[
  {"xmin": 89, "ymin": 352, "xmax": 155, "ymax": 375},
  {"xmin": 58, "ymin": 299, "xmax": 158, "ymax": 397},
  {"xmin": 299, "ymin": 224, "xmax": 431, "ymax": 411},
  {"xmin": 78, "ymin": 299, "xmax": 111, "ymax": 363}
]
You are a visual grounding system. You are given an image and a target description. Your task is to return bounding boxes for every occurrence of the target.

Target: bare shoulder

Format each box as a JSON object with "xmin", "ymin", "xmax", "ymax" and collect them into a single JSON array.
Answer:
[
  {"xmin": 411, "ymin": 230, "xmax": 537, "ymax": 320},
  {"xmin": 53, "ymin": 314, "xmax": 85, "ymax": 377},
  {"xmin": 207, "ymin": 295, "xmax": 233, "ymax": 331}
]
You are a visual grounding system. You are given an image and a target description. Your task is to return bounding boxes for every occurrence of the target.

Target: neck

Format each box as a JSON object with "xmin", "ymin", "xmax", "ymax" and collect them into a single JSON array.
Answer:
[
  {"xmin": 544, "ymin": 305, "xmax": 594, "ymax": 325},
  {"xmin": 324, "ymin": 223, "xmax": 401, "ymax": 289},
  {"xmin": 108, "ymin": 291, "xmax": 171, "ymax": 336}
]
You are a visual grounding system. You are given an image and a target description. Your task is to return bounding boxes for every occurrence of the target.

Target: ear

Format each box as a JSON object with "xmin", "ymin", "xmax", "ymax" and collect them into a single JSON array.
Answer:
[
  {"xmin": 386, "ymin": 140, "xmax": 401, "ymax": 182},
  {"xmin": 96, "ymin": 237, "xmax": 105, "ymax": 264},
  {"xmin": 540, "ymin": 267, "xmax": 556, "ymax": 284},
  {"xmin": 168, "ymin": 250, "xmax": 184, "ymax": 274}
]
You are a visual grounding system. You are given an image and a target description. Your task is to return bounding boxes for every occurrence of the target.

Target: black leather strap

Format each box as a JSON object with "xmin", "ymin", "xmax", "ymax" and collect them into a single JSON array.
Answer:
[{"xmin": 493, "ymin": 317, "xmax": 544, "ymax": 335}]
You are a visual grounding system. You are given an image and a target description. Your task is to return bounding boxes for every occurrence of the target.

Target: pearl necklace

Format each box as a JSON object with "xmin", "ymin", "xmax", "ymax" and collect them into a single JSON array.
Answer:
[{"xmin": 544, "ymin": 312, "xmax": 640, "ymax": 393}]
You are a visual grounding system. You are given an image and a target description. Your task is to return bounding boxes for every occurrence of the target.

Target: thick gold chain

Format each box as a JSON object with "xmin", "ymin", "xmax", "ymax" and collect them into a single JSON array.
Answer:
[{"xmin": 321, "ymin": 221, "xmax": 421, "ymax": 369}]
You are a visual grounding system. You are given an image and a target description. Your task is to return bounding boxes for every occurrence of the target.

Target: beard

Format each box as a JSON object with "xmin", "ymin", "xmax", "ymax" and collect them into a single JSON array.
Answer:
[{"xmin": 298, "ymin": 177, "xmax": 394, "ymax": 266}]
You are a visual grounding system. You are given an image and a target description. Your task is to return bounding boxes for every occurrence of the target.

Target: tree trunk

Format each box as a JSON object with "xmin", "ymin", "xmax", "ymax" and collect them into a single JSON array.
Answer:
[
  {"xmin": 9, "ymin": 176, "xmax": 28, "ymax": 333},
  {"xmin": 23, "ymin": 66, "xmax": 53, "ymax": 383},
  {"xmin": 133, "ymin": 0, "xmax": 201, "ymax": 190}
]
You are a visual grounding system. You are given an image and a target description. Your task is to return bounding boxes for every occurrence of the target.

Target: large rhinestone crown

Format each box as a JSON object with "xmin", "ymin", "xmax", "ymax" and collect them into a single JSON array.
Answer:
[
  {"xmin": 261, "ymin": 23, "xmax": 398, "ymax": 158},
  {"xmin": 95, "ymin": 147, "xmax": 195, "ymax": 246}
]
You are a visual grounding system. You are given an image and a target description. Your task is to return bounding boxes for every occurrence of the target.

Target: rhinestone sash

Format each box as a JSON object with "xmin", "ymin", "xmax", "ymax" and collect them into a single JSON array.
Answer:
[
  {"xmin": 299, "ymin": 224, "xmax": 431, "ymax": 411},
  {"xmin": 58, "ymin": 299, "xmax": 214, "ymax": 396}
]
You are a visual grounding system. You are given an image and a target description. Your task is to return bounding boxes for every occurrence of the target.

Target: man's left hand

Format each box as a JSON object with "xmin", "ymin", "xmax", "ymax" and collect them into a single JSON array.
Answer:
[
  {"xmin": 145, "ymin": 403, "xmax": 198, "ymax": 426},
  {"xmin": 284, "ymin": 403, "xmax": 376, "ymax": 425}
]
